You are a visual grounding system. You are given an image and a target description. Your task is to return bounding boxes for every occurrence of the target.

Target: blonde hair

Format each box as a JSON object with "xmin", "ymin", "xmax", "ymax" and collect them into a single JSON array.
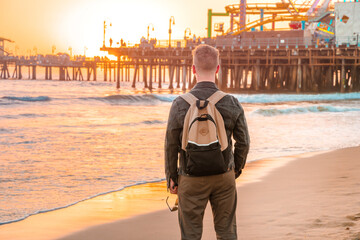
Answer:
[{"xmin": 192, "ymin": 44, "xmax": 219, "ymax": 74}]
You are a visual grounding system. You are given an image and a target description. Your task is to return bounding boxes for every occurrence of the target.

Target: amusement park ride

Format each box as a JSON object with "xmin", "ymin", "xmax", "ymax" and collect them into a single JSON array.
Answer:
[{"xmin": 208, "ymin": 0, "xmax": 335, "ymax": 42}]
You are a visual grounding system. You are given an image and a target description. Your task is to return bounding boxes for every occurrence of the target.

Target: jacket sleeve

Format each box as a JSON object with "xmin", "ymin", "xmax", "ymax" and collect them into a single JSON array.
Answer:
[
  {"xmin": 233, "ymin": 102, "xmax": 250, "ymax": 177},
  {"xmin": 165, "ymin": 100, "xmax": 182, "ymax": 189}
]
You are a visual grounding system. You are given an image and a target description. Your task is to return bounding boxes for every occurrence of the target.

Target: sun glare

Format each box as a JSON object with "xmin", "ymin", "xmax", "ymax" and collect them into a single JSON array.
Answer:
[
  {"xmin": 57, "ymin": 0, "xmax": 178, "ymax": 57},
  {"xmin": 2, "ymin": 0, "xmax": 302, "ymax": 56}
]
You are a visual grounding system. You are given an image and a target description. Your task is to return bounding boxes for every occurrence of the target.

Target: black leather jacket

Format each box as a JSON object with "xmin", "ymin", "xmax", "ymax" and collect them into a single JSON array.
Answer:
[{"xmin": 164, "ymin": 81, "xmax": 250, "ymax": 188}]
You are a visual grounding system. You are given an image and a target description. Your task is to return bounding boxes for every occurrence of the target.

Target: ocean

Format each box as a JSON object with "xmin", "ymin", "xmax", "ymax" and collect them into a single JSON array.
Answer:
[{"xmin": 1, "ymin": 79, "xmax": 360, "ymax": 225}]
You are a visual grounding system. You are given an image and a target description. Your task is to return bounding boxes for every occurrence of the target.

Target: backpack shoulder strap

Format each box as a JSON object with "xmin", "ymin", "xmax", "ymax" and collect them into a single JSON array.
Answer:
[
  {"xmin": 180, "ymin": 93, "xmax": 198, "ymax": 151},
  {"xmin": 207, "ymin": 90, "xmax": 227, "ymax": 104},
  {"xmin": 180, "ymin": 92, "xmax": 198, "ymax": 105},
  {"xmin": 207, "ymin": 90, "xmax": 229, "ymax": 151}
]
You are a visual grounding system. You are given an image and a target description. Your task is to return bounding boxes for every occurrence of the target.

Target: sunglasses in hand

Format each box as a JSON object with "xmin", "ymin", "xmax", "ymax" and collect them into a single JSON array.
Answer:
[{"xmin": 166, "ymin": 196, "xmax": 178, "ymax": 212}]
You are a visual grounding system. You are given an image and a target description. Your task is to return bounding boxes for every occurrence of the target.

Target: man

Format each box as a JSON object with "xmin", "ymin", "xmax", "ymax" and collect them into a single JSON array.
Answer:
[{"xmin": 165, "ymin": 44, "xmax": 250, "ymax": 240}]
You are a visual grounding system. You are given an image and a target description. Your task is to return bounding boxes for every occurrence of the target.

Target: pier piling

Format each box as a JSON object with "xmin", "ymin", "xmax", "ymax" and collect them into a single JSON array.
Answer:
[
  {"xmin": 32, "ymin": 66, "xmax": 36, "ymax": 80},
  {"xmin": 341, "ymin": 59, "xmax": 346, "ymax": 93},
  {"xmin": 1, "ymin": 44, "xmax": 359, "ymax": 93}
]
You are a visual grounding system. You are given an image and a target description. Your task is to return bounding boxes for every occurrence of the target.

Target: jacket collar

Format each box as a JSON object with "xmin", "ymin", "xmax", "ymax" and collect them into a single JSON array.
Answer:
[{"xmin": 193, "ymin": 81, "xmax": 218, "ymax": 90}]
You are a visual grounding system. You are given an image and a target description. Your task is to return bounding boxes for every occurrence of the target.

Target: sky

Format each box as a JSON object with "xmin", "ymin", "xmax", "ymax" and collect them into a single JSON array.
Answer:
[
  {"xmin": 0, "ymin": 0, "xmax": 330, "ymax": 57},
  {"xmin": 1, "ymin": 0, "xmax": 240, "ymax": 56}
]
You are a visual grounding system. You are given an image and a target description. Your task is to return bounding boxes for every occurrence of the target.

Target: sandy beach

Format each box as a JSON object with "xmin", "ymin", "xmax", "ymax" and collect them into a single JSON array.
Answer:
[{"xmin": 1, "ymin": 146, "xmax": 360, "ymax": 240}]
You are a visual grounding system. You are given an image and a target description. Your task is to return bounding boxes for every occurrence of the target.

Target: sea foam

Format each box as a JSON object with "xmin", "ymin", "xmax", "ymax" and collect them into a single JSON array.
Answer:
[
  {"xmin": 152, "ymin": 92, "xmax": 360, "ymax": 104},
  {"xmin": 254, "ymin": 105, "xmax": 360, "ymax": 116},
  {"xmin": 82, "ymin": 94, "xmax": 161, "ymax": 105}
]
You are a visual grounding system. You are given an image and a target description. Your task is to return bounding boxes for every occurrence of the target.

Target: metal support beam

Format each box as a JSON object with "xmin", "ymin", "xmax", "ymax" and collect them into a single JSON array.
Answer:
[{"xmin": 207, "ymin": 9, "xmax": 230, "ymax": 38}]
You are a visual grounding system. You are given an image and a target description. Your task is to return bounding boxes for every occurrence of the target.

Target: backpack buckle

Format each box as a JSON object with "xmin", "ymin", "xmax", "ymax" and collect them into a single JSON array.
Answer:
[{"xmin": 196, "ymin": 100, "xmax": 209, "ymax": 110}]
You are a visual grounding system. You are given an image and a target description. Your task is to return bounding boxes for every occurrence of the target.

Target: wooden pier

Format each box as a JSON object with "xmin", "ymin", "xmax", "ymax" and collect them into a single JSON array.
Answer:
[
  {"xmin": 0, "ymin": 58, "xmax": 99, "ymax": 81},
  {"xmin": 0, "ymin": 57, "xmax": 129, "ymax": 83},
  {"xmin": 1, "ymin": 44, "xmax": 360, "ymax": 93},
  {"xmin": 102, "ymin": 45, "xmax": 360, "ymax": 93}
]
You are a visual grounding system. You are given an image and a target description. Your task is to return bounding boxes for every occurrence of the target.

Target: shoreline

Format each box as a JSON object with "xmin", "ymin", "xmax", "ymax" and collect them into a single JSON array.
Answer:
[
  {"xmin": 0, "ymin": 151, "xmax": 320, "ymax": 227},
  {"xmin": 60, "ymin": 146, "xmax": 360, "ymax": 240},
  {"xmin": 0, "ymin": 152, "xmax": 290, "ymax": 227},
  {"xmin": 1, "ymin": 146, "xmax": 359, "ymax": 239},
  {"xmin": 3, "ymin": 78, "xmax": 360, "ymax": 96},
  {"xmin": 0, "ymin": 178, "xmax": 167, "ymax": 226}
]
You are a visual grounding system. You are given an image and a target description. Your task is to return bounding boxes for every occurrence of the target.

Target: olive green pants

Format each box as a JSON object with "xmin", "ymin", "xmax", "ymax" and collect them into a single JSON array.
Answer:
[{"xmin": 177, "ymin": 171, "xmax": 237, "ymax": 240}]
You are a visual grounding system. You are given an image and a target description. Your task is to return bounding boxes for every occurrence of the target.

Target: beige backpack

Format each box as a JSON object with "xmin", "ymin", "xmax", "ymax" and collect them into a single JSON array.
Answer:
[{"xmin": 180, "ymin": 91, "xmax": 228, "ymax": 176}]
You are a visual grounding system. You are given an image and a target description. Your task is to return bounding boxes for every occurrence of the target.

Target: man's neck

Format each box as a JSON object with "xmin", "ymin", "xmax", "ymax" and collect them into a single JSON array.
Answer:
[
  {"xmin": 197, "ymin": 80, "xmax": 215, "ymax": 83},
  {"xmin": 196, "ymin": 75, "xmax": 216, "ymax": 83}
]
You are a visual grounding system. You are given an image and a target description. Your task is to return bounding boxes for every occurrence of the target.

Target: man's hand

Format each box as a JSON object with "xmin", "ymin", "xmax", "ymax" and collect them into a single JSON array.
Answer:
[{"xmin": 169, "ymin": 178, "xmax": 178, "ymax": 194}]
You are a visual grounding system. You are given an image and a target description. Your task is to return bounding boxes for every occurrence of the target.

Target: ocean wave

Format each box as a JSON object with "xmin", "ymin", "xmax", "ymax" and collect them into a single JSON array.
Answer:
[
  {"xmin": 0, "ymin": 128, "xmax": 11, "ymax": 134},
  {"xmin": 0, "ymin": 178, "xmax": 165, "ymax": 226},
  {"xmin": 2, "ymin": 92, "xmax": 360, "ymax": 106},
  {"xmin": 146, "ymin": 92, "xmax": 360, "ymax": 104},
  {"xmin": 0, "ymin": 140, "xmax": 37, "ymax": 146},
  {"xmin": 81, "ymin": 94, "xmax": 176, "ymax": 105},
  {"xmin": 0, "ymin": 101, "xmax": 16, "ymax": 106},
  {"xmin": 0, "ymin": 113, "xmax": 47, "ymax": 119},
  {"xmin": 2, "ymin": 96, "xmax": 51, "ymax": 102},
  {"xmin": 141, "ymin": 120, "xmax": 166, "ymax": 125},
  {"xmin": 104, "ymin": 94, "xmax": 157, "ymax": 101},
  {"xmin": 120, "ymin": 119, "xmax": 166, "ymax": 126},
  {"xmin": 254, "ymin": 105, "xmax": 360, "ymax": 116},
  {"xmin": 83, "ymin": 94, "xmax": 163, "ymax": 105},
  {"xmin": 233, "ymin": 92, "xmax": 360, "ymax": 104},
  {"xmin": 152, "ymin": 94, "xmax": 177, "ymax": 102}
]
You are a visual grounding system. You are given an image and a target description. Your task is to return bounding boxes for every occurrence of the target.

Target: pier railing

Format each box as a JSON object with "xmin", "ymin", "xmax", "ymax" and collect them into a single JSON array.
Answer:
[
  {"xmin": 213, "ymin": 36, "xmax": 337, "ymax": 48},
  {"xmin": 336, "ymin": 36, "xmax": 360, "ymax": 47},
  {"xmin": 155, "ymin": 40, "xmax": 187, "ymax": 48},
  {"xmin": 133, "ymin": 36, "xmax": 360, "ymax": 50}
]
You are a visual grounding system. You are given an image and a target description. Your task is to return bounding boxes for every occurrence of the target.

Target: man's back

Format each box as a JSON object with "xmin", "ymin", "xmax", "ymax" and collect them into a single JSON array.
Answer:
[
  {"xmin": 164, "ymin": 44, "xmax": 249, "ymax": 240},
  {"xmin": 165, "ymin": 81, "xmax": 250, "ymax": 186}
]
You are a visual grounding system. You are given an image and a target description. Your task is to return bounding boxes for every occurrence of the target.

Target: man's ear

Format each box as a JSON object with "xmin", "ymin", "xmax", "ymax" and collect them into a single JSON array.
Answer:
[
  {"xmin": 215, "ymin": 65, "xmax": 220, "ymax": 74},
  {"xmin": 192, "ymin": 65, "xmax": 196, "ymax": 74}
]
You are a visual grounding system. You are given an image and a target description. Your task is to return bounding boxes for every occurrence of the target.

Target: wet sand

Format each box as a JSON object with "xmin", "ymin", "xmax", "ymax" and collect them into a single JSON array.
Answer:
[{"xmin": 1, "ymin": 146, "xmax": 360, "ymax": 240}]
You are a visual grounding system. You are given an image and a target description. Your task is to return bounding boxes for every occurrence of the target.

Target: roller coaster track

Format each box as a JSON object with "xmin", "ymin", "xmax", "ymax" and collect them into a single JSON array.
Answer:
[
  {"xmin": 231, "ymin": 15, "xmax": 308, "ymax": 35},
  {"xmin": 284, "ymin": 0, "xmax": 332, "ymax": 16},
  {"xmin": 225, "ymin": 3, "xmax": 310, "ymax": 15},
  {"xmin": 307, "ymin": 0, "xmax": 321, "ymax": 15},
  {"xmin": 284, "ymin": 0, "xmax": 300, "ymax": 14},
  {"xmin": 225, "ymin": 1, "xmax": 333, "ymax": 16},
  {"xmin": 225, "ymin": 1, "xmax": 334, "ymax": 35},
  {"xmin": 308, "ymin": 11, "xmax": 333, "ymax": 22}
]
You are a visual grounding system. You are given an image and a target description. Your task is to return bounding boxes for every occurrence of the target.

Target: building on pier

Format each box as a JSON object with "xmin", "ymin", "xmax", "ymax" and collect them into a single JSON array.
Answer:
[{"xmin": 335, "ymin": 2, "xmax": 360, "ymax": 46}]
